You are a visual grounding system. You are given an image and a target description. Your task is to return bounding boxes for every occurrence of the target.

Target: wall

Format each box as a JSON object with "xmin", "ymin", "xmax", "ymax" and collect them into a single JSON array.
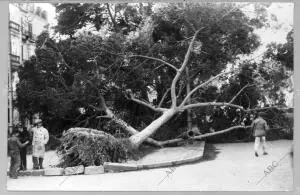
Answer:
[{"xmin": 9, "ymin": 3, "xmax": 49, "ymax": 126}]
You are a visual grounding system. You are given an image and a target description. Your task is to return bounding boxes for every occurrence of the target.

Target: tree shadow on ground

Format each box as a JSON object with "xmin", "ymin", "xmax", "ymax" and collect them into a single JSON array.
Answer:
[
  {"xmin": 139, "ymin": 142, "xmax": 221, "ymax": 163},
  {"xmin": 128, "ymin": 145, "xmax": 158, "ymax": 161},
  {"xmin": 132, "ymin": 142, "xmax": 221, "ymax": 173},
  {"xmin": 159, "ymin": 142, "xmax": 221, "ymax": 169},
  {"xmin": 178, "ymin": 142, "xmax": 221, "ymax": 167},
  {"xmin": 201, "ymin": 142, "xmax": 221, "ymax": 161}
]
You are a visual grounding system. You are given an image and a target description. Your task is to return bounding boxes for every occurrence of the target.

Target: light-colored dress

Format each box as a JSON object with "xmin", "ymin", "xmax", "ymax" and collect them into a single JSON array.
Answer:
[{"xmin": 31, "ymin": 127, "xmax": 49, "ymax": 158}]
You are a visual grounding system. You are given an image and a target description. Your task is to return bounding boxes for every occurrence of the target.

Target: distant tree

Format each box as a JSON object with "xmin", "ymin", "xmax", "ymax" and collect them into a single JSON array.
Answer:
[
  {"xmin": 258, "ymin": 29, "xmax": 294, "ymax": 106},
  {"xmin": 54, "ymin": 3, "xmax": 153, "ymax": 36},
  {"xmin": 264, "ymin": 29, "xmax": 293, "ymax": 70}
]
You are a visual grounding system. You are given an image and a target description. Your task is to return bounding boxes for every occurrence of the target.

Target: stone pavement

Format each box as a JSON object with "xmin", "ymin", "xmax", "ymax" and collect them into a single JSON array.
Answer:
[
  {"xmin": 7, "ymin": 150, "xmax": 60, "ymax": 171},
  {"xmin": 6, "ymin": 140, "xmax": 293, "ymax": 191}
]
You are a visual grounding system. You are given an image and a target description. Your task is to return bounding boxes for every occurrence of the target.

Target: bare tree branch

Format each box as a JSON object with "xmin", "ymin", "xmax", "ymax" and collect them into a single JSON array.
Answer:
[
  {"xmin": 99, "ymin": 49, "xmax": 178, "ymax": 72},
  {"xmin": 165, "ymin": 81, "xmax": 187, "ymax": 104},
  {"xmin": 181, "ymin": 100, "xmax": 292, "ymax": 114},
  {"xmin": 106, "ymin": 3, "xmax": 118, "ymax": 31},
  {"xmin": 193, "ymin": 125, "xmax": 250, "ymax": 139},
  {"xmin": 157, "ymin": 138, "xmax": 183, "ymax": 147},
  {"xmin": 229, "ymin": 84, "xmax": 254, "ymax": 104},
  {"xmin": 170, "ymin": 28, "xmax": 204, "ymax": 108},
  {"xmin": 96, "ymin": 115, "xmax": 111, "ymax": 119},
  {"xmin": 180, "ymin": 71, "xmax": 232, "ymax": 106},
  {"xmin": 184, "ymin": 17, "xmax": 197, "ymax": 33},
  {"xmin": 158, "ymin": 88, "xmax": 171, "ymax": 108},
  {"xmin": 182, "ymin": 102, "xmax": 244, "ymax": 111},
  {"xmin": 244, "ymin": 93, "xmax": 251, "ymax": 110},
  {"xmin": 128, "ymin": 55, "xmax": 178, "ymax": 71},
  {"xmin": 130, "ymin": 95, "xmax": 167, "ymax": 112},
  {"xmin": 177, "ymin": 80, "xmax": 185, "ymax": 97},
  {"xmin": 90, "ymin": 97, "xmax": 162, "ymax": 147},
  {"xmin": 158, "ymin": 125, "xmax": 250, "ymax": 146},
  {"xmin": 246, "ymin": 106, "xmax": 293, "ymax": 113}
]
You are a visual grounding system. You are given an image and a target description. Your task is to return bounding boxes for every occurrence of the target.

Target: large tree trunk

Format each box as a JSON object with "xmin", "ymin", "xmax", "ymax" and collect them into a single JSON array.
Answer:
[
  {"xmin": 100, "ymin": 107, "xmax": 162, "ymax": 147},
  {"xmin": 186, "ymin": 67, "xmax": 192, "ymax": 131},
  {"xmin": 129, "ymin": 109, "xmax": 177, "ymax": 148}
]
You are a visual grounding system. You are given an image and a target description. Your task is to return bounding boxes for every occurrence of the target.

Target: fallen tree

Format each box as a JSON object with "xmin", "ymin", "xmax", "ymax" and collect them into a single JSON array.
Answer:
[
  {"xmin": 91, "ymin": 28, "xmax": 292, "ymax": 149},
  {"xmin": 56, "ymin": 128, "xmax": 128, "ymax": 167},
  {"xmin": 16, "ymin": 3, "xmax": 293, "ymax": 151}
]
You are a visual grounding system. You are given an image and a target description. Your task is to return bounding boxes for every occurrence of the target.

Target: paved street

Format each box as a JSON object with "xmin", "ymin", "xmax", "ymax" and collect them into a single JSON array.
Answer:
[{"xmin": 6, "ymin": 140, "xmax": 293, "ymax": 191}]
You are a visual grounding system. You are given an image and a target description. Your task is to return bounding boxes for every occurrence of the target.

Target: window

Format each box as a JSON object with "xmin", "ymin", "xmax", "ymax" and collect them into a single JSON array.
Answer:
[
  {"xmin": 10, "ymin": 37, "xmax": 21, "ymax": 56},
  {"xmin": 41, "ymin": 10, "xmax": 48, "ymax": 20},
  {"xmin": 22, "ymin": 44, "xmax": 29, "ymax": 60},
  {"xmin": 29, "ymin": 44, "xmax": 35, "ymax": 58}
]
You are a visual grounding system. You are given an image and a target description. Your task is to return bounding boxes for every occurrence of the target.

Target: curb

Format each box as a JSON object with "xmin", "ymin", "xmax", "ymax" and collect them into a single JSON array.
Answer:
[
  {"xmin": 18, "ymin": 169, "xmax": 45, "ymax": 177},
  {"xmin": 8, "ymin": 141, "xmax": 205, "ymax": 177},
  {"xmin": 44, "ymin": 167, "xmax": 64, "ymax": 176},
  {"xmin": 138, "ymin": 161, "xmax": 173, "ymax": 169},
  {"xmin": 104, "ymin": 163, "xmax": 138, "ymax": 172},
  {"xmin": 64, "ymin": 165, "xmax": 85, "ymax": 175},
  {"xmin": 84, "ymin": 166, "xmax": 105, "ymax": 175}
]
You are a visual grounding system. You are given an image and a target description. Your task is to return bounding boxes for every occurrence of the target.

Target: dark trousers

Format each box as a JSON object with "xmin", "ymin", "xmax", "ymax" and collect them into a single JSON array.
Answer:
[
  {"xmin": 32, "ymin": 157, "xmax": 44, "ymax": 169},
  {"xmin": 9, "ymin": 152, "xmax": 21, "ymax": 178},
  {"xmin": 20, "ymin": 147, "xmax": 27, "ymax": 170}
]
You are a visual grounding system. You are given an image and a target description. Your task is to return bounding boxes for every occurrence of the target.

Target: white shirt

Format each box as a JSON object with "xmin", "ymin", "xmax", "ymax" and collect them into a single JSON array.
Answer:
[{"xmin": 31, "ymin": 126, "xmax": 49, "ymax": 145}]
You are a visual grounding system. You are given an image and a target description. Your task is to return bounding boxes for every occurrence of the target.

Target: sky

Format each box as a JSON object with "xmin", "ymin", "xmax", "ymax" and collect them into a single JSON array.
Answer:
[{"xmin": 251, "ymin": 3, "xmax": 293, "ymax": 59}]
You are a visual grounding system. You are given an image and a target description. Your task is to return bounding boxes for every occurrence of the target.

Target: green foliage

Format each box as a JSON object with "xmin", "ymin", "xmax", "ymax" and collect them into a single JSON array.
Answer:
[
  {"xmin": 255, "ymin": 29, "xmax": 294, "ymax": 107},
  {"xmin": 264, "ymin": 29, "xmax": 293, "ymax": 70},
  {"xmin": 112, "ymin": 3, "xmax": 266, "ymax": 112},
  {"xmin": 54, "ymin": 3, "xmax": 153, "ymax": 36},
  {"xmin": 56, "ymin": 128, "xmax": 129, "ymax": 167},
  {"xmin": 54, "ymin": 3, "xmax": 106, "ymax": 36},
  {"xmin": 220, "ymin": 61, "xmax": 261, "ymax": 109},
  {"xmin": 16, "ymin": 3, "xmax": 280, "ymax": 143}
]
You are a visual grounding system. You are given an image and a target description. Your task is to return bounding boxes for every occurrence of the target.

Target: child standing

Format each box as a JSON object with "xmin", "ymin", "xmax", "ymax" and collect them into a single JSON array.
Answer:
[
  {"xmin": 8, "ymin": 130, "xmax": 29, "ymax": 179},
  {"xmin": 17, "ymin": 124, "xmax": 31, "ymax": 171}
]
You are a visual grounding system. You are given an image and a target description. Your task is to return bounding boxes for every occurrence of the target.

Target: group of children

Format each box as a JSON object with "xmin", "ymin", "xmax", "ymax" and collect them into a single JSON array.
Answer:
[{"xmin": 8, "ymin": 119, "xmax": 49, "ymax": 179}]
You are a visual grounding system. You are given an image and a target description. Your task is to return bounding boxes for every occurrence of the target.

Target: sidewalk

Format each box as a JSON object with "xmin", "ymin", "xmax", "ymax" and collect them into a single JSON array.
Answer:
[
  {"xmin": 6, "ymin": 140, "xmax": 293, "ymax": 191},
  {"xmin": 7, "ymin": 150, "xmax": 60, "ymax": 171}
]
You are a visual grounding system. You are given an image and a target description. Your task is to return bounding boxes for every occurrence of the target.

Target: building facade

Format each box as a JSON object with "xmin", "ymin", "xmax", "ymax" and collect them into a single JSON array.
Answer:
[{"xmin": 8, "ymin": 3, "xmax": 49, "ymax": 132}]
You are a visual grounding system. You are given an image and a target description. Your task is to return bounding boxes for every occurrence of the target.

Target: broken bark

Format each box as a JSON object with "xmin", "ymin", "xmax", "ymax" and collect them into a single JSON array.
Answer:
[
  {"xmin": 92, "ymin": 96, "xmax": 162, "ymax": 147},
  {"xmin": 129, "ymin": 108, "xmax": 177, "ymax": 148}
]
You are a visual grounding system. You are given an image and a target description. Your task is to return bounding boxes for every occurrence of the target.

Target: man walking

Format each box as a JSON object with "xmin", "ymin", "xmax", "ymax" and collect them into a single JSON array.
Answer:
[
  {"xmin": 251, "ymin": 112, "xmax": 269, "ymax": 157},
  {"xmin": 30, "ymin": 119, "xmax": 49, "ymax": 169}
]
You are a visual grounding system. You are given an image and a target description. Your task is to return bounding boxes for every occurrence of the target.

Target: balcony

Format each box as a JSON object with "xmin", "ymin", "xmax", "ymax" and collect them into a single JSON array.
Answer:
[
  {"xmin": 22, "ymin": 29, "xmax": 33, "ymax": 41},
  {"xmin": 10, "ymin": 54, "xmax": 20, "ymax": 68},
  {"xmin": 28, "ymin": 33, "xmax": 37, "ymax": 43},
  {"xmin": 9, "ymin": 21, "xmax": 20, "ymax": 32},
  {"xmin": 18, "ymin": 3, "xmax": 34, "ymax": 13},
  {"xmin": 21, "ymin": 28, "xmax": 29, "ymax": 40}
]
